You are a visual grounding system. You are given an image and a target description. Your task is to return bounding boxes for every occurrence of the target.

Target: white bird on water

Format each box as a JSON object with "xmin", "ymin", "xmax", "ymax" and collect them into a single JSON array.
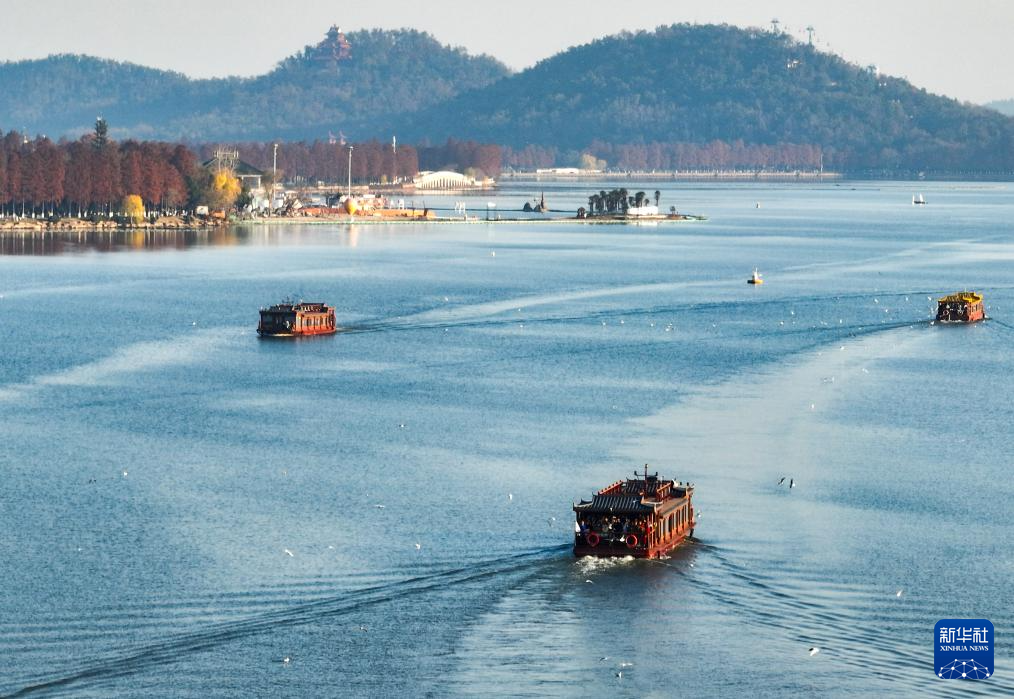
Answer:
[
  {"xmin": 284, "ymin": 549, "xmax": 294, "ymax": 557},
  {"xmin": 896, "ymin": 589, "xmax": 904, "ymax": 598},
  {"xmin": 282, "ymin": 656, "xmax": 291, "ymax": 664},
  {"xmin": 122, "ymin": 470, "xmax": 128, "ymax": 477},
  {"xmin": 415, "ymin": 543, "xmax": 422, "ymax": 550},
  {"xmin": 507, "ymin": 493, "xmax": 513, "ymax": 502},
  {"xmin": 809, "ymin": 647, "xmax": 820, "ymax": 656}
]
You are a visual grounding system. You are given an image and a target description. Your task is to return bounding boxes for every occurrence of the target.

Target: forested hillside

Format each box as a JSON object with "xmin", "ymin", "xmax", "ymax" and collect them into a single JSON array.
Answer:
[
  {"xmin": 0, "ymin": 29, "xmax": 509, "ymax": 142},
  {"xmin": 400, "ymin": 24, "xmax": 1014, "ymax": 173}
]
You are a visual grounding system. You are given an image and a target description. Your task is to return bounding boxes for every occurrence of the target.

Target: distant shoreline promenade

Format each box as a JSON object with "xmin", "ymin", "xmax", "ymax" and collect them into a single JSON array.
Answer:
[{"xmin": 502, "ymin": 169, "xmax": 842, "ymax": 182}]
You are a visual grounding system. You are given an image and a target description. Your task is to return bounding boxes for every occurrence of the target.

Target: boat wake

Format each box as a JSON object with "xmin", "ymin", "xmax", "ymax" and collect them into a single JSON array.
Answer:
[
  {"xmin": 649, "ymin": 546, "xmax": 1011, "ymax": 698},
  {"xmin": 3, "ymin": 545, "xmax": 569, "ymax": 698}
]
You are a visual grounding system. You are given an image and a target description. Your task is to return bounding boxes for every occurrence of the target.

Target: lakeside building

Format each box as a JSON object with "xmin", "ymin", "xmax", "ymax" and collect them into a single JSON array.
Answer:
[
  {"xmin": 413, "ymin": 170, "xmax": 493, "ymax": 190},
  {"xmin": 202, "ymin": 154, "xmax": 265, "ymax": 191},
  {"xmin": 202, "ymin": 154, "xmax": 269, "ymax": 210},
  {"xmin": 625, "ymin": 204, "xmax": 659, "ymax": 217}
]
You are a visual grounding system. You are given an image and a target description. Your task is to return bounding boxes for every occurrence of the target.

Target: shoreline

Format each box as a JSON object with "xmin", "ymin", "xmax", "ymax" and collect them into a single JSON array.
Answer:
[
  {"xmin": 0, "ymin": 215, "xmax": 705, "ymax": 234},
  {"xmin": 0, "ymin": 216, "xmax": 216, "ymax": 234},
  {"xmin": 0, "ymin": 211, "xmax": 708, "ymax": 235},
  {"xmin": 233, "ymin": 213, "xmax": 706, "ymax": 226}
]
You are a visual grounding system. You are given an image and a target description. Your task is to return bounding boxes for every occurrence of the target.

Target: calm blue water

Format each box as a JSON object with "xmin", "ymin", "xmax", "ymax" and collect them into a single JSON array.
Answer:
[{"xmin": 1, "ymin": 181, "xmax": 1012, "ymax": 697}]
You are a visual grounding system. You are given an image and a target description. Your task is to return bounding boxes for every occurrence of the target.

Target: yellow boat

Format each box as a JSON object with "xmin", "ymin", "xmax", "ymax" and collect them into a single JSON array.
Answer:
[
  {"xmin": 936, "ymin": 291, "xmax": 984, "ymax": 323},
  {"xmin": 748, "ymin": 268, "xmax": 764, "ymax": 285}
]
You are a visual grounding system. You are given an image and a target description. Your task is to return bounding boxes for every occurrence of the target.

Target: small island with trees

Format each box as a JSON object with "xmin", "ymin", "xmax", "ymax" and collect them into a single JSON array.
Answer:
[{"xmin": 577, "ymin": 188, "xmax": 702, "ymax": 221}]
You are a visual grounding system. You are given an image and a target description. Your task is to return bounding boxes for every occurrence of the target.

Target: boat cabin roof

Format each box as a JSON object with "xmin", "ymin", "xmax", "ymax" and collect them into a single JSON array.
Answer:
[
  {"xmin": 574, "ymin": 471, "xmax": 692, "ymax": 516},
  {"xmin": 261, "ymin": 302, "xmax": 333, "ymax": 314},
  {"xmin": 574, "ymin": 494, "xmax": 655, "ymax": 515},
  {"xmin": 938, "ymin": 292, "xmax": 982, "ymax": 304}
]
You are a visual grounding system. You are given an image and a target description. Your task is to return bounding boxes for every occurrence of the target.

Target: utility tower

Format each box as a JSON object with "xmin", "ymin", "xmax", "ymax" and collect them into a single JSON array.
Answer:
[
  {"xmin": 771, "ymin": 18, "xmax": 780, "ymax": 33},
  {"xmin": 806, "ymin": 26, "xmax": 815, "ymax": 45},
  {"xmin": 213, "ymin": 148, "xmax": 238, "ymax": 173}
]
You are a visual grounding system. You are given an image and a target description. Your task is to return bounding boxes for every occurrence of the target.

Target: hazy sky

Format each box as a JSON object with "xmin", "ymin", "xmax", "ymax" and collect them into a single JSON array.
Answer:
[{"xmin": 3, "ymin": 0, "xmax": 1012, "ymax": 103}]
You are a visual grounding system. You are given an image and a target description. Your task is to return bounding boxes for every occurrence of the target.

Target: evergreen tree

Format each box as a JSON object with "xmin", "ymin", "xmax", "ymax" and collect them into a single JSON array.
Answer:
[{"xmin": 93, "ymin": 117, "xmax": 108, "ymax": 150}]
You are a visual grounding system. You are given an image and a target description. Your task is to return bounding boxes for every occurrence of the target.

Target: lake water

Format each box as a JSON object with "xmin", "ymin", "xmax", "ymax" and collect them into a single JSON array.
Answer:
[{"xmin": 1, "ymin": 181, "xmax": 1012, "ymax": 697}]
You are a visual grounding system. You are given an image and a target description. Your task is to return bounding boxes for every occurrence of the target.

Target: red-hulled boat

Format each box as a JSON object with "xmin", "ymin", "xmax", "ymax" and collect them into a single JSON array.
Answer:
[
  {"xmin": 258, "ymin": 302, "xmax": 337, "ymax": 337},
  {"xmin": 574, "ymin": 466, "xmax": 695, "ymax": 558}
]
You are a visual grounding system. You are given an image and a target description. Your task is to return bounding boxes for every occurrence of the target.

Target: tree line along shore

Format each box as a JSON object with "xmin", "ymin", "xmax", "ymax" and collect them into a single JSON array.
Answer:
[{"xmin": 0, "ymin": 120, "xmax": 505, "ymax": 228}]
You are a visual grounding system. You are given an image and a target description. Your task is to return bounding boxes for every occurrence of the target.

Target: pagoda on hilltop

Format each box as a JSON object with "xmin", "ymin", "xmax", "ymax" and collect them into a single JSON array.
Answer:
[{"xmin": 312, "ymin": 25, "xmax": 352, "ymax": 67}]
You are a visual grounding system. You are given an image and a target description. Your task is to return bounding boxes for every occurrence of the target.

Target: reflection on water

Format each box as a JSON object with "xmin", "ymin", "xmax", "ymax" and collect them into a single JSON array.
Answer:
[
  {"xmin": 0, "ymin": 228, "xmax": 245, "ymax": 255},
  {"xmin": 0, "ymin": 225, "xmax": 373, "ymax": 255}
]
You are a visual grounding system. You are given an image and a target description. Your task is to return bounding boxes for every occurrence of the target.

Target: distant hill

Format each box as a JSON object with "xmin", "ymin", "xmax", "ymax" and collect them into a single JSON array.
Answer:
[
  {"xmin": 396, "ymin": 24, "xmax": 1014, "ymax": 173},
  {"xmin": 0, "ymin": 28, "xmax": 509, "ymax": 141},
  {"xmin": 2, "ymin": 24, "xmax": 1012, "ymax": 174},
  {"xmin": 986, "ymin": 99, "xmax": 1014, "ymax": 116}
]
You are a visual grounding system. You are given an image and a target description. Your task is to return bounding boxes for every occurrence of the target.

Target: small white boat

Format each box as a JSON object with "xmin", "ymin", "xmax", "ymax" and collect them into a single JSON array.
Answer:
[{"xmin": 912, "ymin": 193, "xmax": 926, "ymax": 205}]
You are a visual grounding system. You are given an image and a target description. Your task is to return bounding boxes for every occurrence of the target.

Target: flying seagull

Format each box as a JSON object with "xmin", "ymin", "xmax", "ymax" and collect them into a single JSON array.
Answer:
[
  {"xmin": 789, "ymin": 479, "xmax": 795, "ymax": 489},
  {"xmin": 778, "ymin": 477, "xmax": 785, "ymax": 485}
]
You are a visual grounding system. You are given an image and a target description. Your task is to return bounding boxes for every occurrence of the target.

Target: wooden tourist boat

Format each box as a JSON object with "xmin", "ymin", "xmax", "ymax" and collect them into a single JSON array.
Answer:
[
  {"xmin": 574, "ymin": 466, "xmax": 695, "ymax": 558},
  {"xmin": 258, "ymin": 302, "xmax": 337, "ymax": 337},
  {"xmin": 936, "ymin": 292, "xmax": 985, "ymax": 324}
]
